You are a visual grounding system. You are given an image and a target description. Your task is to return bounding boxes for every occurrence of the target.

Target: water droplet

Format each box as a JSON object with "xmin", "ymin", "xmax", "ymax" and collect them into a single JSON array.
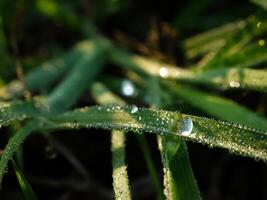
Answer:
[
  {"xmin": 131, "ymin": 105, "xmax": 138, "ymax": 114},
  {"xmin": 138, "ymin": 116, "xmax": 142, "ymax": 121},
  {"xmin": 229, "ymin": 81, "xmax": 240, "ymax": 88},
  {"xmin": 256, "ymin": 21, "xmax": 262, "ymax": 28},
  {"xmin": 159, "ymin": 67, "xmax": 169, "ymax": 78},
  {"xmin": 121, "ymin": 80, "xmax": 135, "ymax": 96},
  {"xmin": 258, "ymin": 39, "xmax": 265, "ymax": 46},
  {"xmin": 179, "ymin": 117, "xmax": 193, "ymax": 136}
]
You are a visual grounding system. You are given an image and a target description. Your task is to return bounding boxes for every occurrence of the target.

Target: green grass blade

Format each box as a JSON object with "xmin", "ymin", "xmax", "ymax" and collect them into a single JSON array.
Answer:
[
  {"xmin": 92, "ymin": 82, "xmax": 164, "ymax": 199},
  {"xmin": 46, "ymin": 39, "xmax": 108, "ymax": 112},
  {"xmin": 166, "ymin": 83, "xmax": 267, "ymax": 131},
  {"xmin": 0, "ymin": 101, "xmax": 39, "ymax": 127},
  {"xmin": 12, "ymin": 160, "xmax": 38, "ymax": 200},
  {"xmin": 0, "ymin": 121, "xmax": 37, "ymax": 185},
  {"xmin": 183, "ymin": 20, "xmax": 246, "ymax": 58},
  {"xmin": 91, "ymin": 82, "xmax": 132, "ymax": 200},
  {"xmin": 0, "ymin": 39, "xmax": 102, "ymax": 100},
  {"xmin": 148, "ymin": 77, "xmax": 201, "ymax": 200},
  {"xmin": 45, "ymin": 106, "xmax": 267, "ymax": 162},
  {"xmin": 110, "ymin": 48, "xmax": 267, "ymax": 93},
  {"xmin": 251, "ymin": 0, "xmax": 267, "ymax": 10},
  {"xmin": 192, "ymin": 67, "xmax": 267, "ymax": 92},
  {"xmin": 111, "ymin": 130, "xmax": 131, "ymax": 200}
]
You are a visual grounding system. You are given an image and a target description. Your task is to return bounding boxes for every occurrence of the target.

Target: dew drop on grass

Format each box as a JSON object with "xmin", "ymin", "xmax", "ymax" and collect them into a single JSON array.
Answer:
[
  {"xmin": 159, "ymin": 67, "xmax": 169, "ymax": 78},
  {"xmin": 229, "ymin": 81, "xmax": 240, "ymax": 88},
  {"xmin": 130, "ymin": 105, "xmax": 138, "ymax": 114},
  {"xmin": 179, "ymin": 117, "xmax": 193, "ymax": 136},
  {"xmin": 121, "ymin": 80, "xmax": 135, "ymax": 97}
]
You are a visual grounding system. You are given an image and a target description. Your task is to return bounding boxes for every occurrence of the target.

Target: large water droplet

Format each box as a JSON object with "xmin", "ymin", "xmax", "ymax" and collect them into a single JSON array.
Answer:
[
  {"xmin": 180, "ymin": 117, "xmax": 193, "ymax": 136},
  {"xmin": 131, "ymin": 105, "xmax": 138, "ymax": 113},
  {"xmin": 159, "ymin": 67, "xmax": 169, "ymax": 78},
  {"xmin": 121, "ymin": 80, "xmax": 135, "ymax": 97}
]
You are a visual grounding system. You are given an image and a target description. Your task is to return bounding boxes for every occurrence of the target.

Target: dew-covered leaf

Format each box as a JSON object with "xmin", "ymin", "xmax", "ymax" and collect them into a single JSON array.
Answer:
[
  {"xmin": 147, "ymin": 77, "xmax": 201, "ymax": 200},
  {"xmin": 0, "ymin": 101, "xmax": 39, "ymax": 127},
  {"xmin": 0, "ymin": 121, "xmax": 38, "ymax": 185},
  {"xmin": 44, "ymin": 106, "xmax": 267, "ymax": 162},
  {"xmin": 167, "ymin": 84, "xmax": 267, "ymax": 131},
  {"xmin": 91, "ymin": 83, "xmax": 132, "ymax": 200}
]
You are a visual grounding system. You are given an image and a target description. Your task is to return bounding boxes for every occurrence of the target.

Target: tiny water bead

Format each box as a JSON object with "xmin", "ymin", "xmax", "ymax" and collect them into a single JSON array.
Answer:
[
  {"xmin": 159, "ymin": 67, "xmax": 169, "ymax": 78},
  {"xmin": 130, "ymin": 105, "xmax": 138, "ymax": 114},
  {"xmin": 179, "ymin": 117, "xmax": 193, "ymax": 136}
]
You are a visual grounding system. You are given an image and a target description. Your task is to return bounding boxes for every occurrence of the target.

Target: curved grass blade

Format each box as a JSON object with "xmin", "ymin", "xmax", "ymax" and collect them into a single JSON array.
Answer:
[
  {"xmin": 166, "ymin": 83, "xmax": 267, "ymax": 131},
  {"xmin": 12, "ymin": 160, "xmax": 38, "ymax": 200},
  {"xmin": 0, "ymin": 105, "xmax": 266, "ymax": 186},
  {"xmin": 0, "ymin": 121, "xmax": 38, "ymax": 185},
  {"xmin": 45, "ymin": 106, "xmax": 267, "ymax": 162},
  {"xmin": 91, "ymin": 83, "xmax": 132, "ymax": 200}
]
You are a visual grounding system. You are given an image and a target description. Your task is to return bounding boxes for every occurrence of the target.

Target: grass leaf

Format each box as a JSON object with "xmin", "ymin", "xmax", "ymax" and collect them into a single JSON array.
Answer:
[
  {"xmin": 166, "ymin": 83, "xmax": 267, "ymax": 131},
  {"xmin": 91, "ymin": 82, "xmax": 132, "ymax": 200},
  {"xmin": 148, "ymin": 77, "xmax": 201, "ymax": 200},
  {"xmin": 12, "ymin": 160, "xmax": 38, "ymax": 200},
  {"xmin": 0, "ymin": 121, "xmax": 37, "ymax": 185},
  {"xmin": 45, "ymin": 106, "xmax": 267, "ymax": 162}
]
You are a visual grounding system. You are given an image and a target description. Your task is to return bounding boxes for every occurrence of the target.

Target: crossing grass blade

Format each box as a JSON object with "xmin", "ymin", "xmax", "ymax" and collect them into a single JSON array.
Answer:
[
  {"xmin": 110, "ymin": 47, "xmax": 267, "ymax": 93},
  {"xmin": 12, "ymin": 159, "xmax": 38, "ymax": 200},
  {"xmin": 91, "ymin": 82, "xmax": 132, "ymax": 200},
  {"xmin": 147, "ymin": 77, "xmax": 201, "ymax": 200},
  {"xmin": 92, "ymin": 82, "xmax": 163, "ymax": 199}
]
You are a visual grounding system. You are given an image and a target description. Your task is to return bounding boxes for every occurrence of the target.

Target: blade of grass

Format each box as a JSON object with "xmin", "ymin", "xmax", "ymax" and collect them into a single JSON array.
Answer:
[
  {"xmin": 0, "ymin": 101, "xmax": 39, "ymax": 127},
  {"xmin": 0, "ymin": 121, "xmax": 38, "ymax": 185},
  {"xmin": 91, "ymin": 82, "xmax": 132, "ymax": 200},
  {"xmin": 148, "ymin": 77, "xmax": 201, "ymax": 200},
  {"xmin": 183, "ymin": 20, "xmax": 247, "ymax": 58},
  {"xmin": 12, "ymin": 159, "xmax": 38, "ymax": 200},
  {"xmin": 45, "ymin": 105, "xmax": 267, "ymax": 162},
  {"xmin": 0, "ymin": 39, "xmax": 101, "ymax": 100},
  {"xmin": 251, "ymin": 0, "xmax": 267, "ymax": 10},
  {"xmin": 91, "ymin": 82, "xmax": 164, "ymax": 199},
  {"xmin": 46, "ymin": 39, "xmax": 108, "ymax": 112},
  {"xmin": 1, "ymin": 105, "xmax": 266, "ymax": 185},
  {"xmin": 110, "ymin": 47, "xmax": 267, "ymax": 93},
  {"xmin": 165, "ymin": 82, "xmax": 267, "ymax": 131}
]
